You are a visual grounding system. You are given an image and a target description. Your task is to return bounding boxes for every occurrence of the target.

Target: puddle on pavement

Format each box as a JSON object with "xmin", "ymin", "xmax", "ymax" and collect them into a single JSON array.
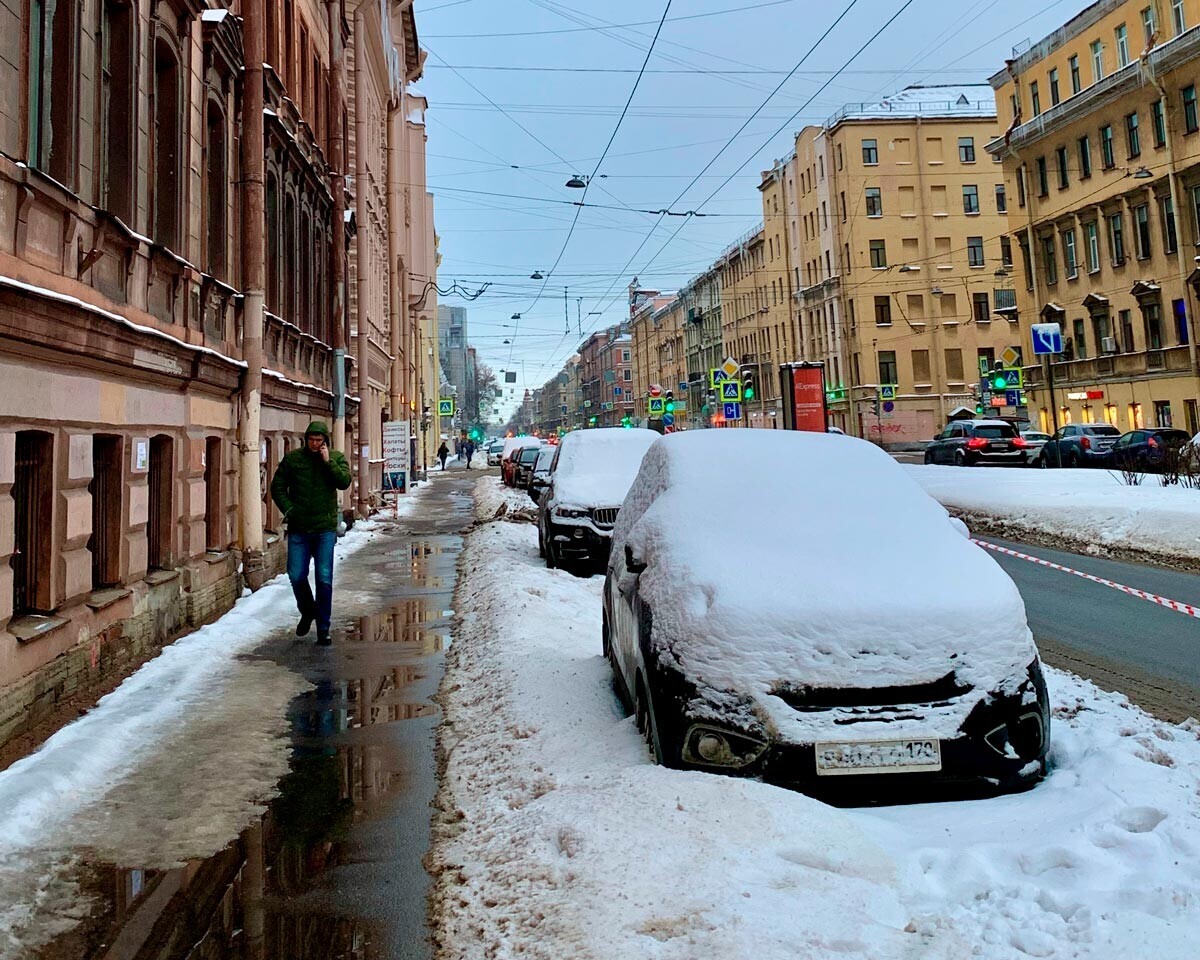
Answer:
[{"xmin": 27, "ymin": 488, "xmax": 470, "ymax": 960}]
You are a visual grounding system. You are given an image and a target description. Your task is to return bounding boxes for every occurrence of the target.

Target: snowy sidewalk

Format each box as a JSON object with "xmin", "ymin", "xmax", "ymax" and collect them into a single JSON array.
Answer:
[
  {"xmin": 907, "ymin": 464, "xmax": 1200, "ymax": 566},
  {"xmin": 428, "ymin": 477, "xmax": 1200, "ymax": 960}
]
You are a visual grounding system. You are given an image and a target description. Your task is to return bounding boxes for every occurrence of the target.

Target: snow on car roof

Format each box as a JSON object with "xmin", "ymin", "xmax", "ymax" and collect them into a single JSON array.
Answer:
[
  {"xmin": 613, "ymin": 431, "xmax": 1036, "ymax": 734},
  {"xmin": 552, "ymin": 427, "xmax": 660, "ymax": 508}
]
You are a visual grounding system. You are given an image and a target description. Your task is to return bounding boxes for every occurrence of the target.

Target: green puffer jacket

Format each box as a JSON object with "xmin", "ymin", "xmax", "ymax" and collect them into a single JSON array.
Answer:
[{"xmin": 270, "ymin": 421, "xmax": 352, "ymax": 533}]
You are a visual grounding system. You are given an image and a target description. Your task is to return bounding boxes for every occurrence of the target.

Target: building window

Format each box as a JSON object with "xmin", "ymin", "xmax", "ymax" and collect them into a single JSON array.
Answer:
[
  {"xmin": 148, "ymin": 435, "xmax": 173, "ymax": 571},
  {"xmin": 1041, "ymin": 235, "xmax": 1058, "ymax": 284},
  {"xmin": 1073, "ymin": 318, "xmax": 1088, "ymax": 359},
  {"xmin": 1092, "ymin": 40, "xmax": 1104, "ymax": 82},
  {"xmin": 1069, "ymin": 54, "xmax": 1081, "ymax": 94},
  {"xmin": 836, "ymin": 143, "xmax": 843, "ymax": 169},
  {"xmin": 1153, "ymin": 400, "xmax": 1172, "ymax": 427},
  {"xmin": 1142, "ymin": 5, "xmax": 1157, "ymax": 41},
  {"xmin": 865, "ymin": 186, "xmax": 882, "ymax": 217},
  {"xmin": 958, "ymin": 137, "xmax": 976, "ymax": 162},
  {"xmin": 1115, "ymin": 24, "xmax": 1130, "ymax": 67},
  {"xmin": 90, "ymin": 436, "xmax": 123, "ymax": 590},
  {"xmin": 1134, "ymin": 203, "xmax": 1152, "ymax": 257},
  {"xmin": 1192, "ymin": 184, "xmax": 1200, "ymax": 238},
  {"xmin": 874, "ymin": 295, "xmax": 892, "ymax": 325},
  {"xmin": 1101, "ymin": 124, "xmax": 1115, "ymax": 167},
  {"xmin": 1186, "ymin": 399, "xmax": 1198, "ymax": 434},
  {"xmin": 1119, "ymin": 308, "xmax": 1135, "ymax": 351},
  {"xmin": 945, "ymin": 348, "xmax": 964, "ymax": 381},
  {"xmin": 1152, "ymin": 99, "xmax": 1166, "ymax": 146},
  {"xmin": 204, "ymin": 103, "xmax": 227, "ymax": 280},
  {"xmin": 1109, "ymin": 212, "xmax": 1127, "ymax": 263},
  {"xmin": 204, "ymin": 437, "xmax": 223, "ymax": 551},
  {"xmin": 972, "ymin": 292, "xmax": 990, "ymax": 322},
  {"xmin": 26, "ymin": 0, "xmax": 78, "ymax": 185},
  {"xmin": 840, "ymin": 191, "xmax": 847, "ymax": 221},
  {"xmin": 992, "ymin": 184, "xmax": 1006, "ymax": 214},
  {"xmin": 100, "ymin": 0, "xmax": 135, "ymax": 221},
  {"xmin": 1049, "ymin": 68, "xmax": 1060, "ymax": 106},
  {"xmin": 1184, "ymin": 85, "xmax": 1198, "ymax": 133},
  {"xmin": 266, "ymin": 175, "xmax": 280, "ymax": 314},
  {"xmin": 1173, "ymin": 0, "xmax": 1186, "ymax": 35},
  {"xmin": 878, "ymin": 350, "xmax": 898, "ymax": 385},
  {"xmin": 1017, "ymin": 167, "xmax": 1027, "ymax": 207},
  {"xmin": 1000, "ymin": 235, "xmax": 1013, "ymax": 266},
  {"xmin": 1036, "ymin": 156, "xmax": 1049, "ymax": 196},
  {"xmin": 1078, "ymin": 135, "xmax": 1092, "ymax": 178},
  {"xmin": 1145, "ymin": 302, "xmax": 1164, "ymax": 349},
  {"xmin": 862, "ymin": 138, "xmax": 878, "ymax": 164},
  {"xmin": 1030, "ymin": 81, "xmax": 1041, "ymax": 116},
  {"xmin": 622, "ymin": 349, "xmax": 631, "ymax": 362},
  {"xmin": 153, "ymin": 36, "xmax": 182, "ymax": 249},
  {"xmin": 869, "ymin": 239, "xmax": 887, "ymax": 268},
  {"xmin": 1125, "ymin": 111, "xmax": 1141, "ymax": 157},
  {"xmin": 1084, "ymin": 220, "xmax": 1100, "ymax": 272},
  {"xmin": 1162, "ymin": 196, "xmax": 1178, "ymax": 253},
  {"xmin": 1055, "ymin": 146, "xmax": 1069, "ymax": 188},
  {"xmin": 911, "ymin": 349, "xmax": 930, "ymax": 383},
  {"xmin": 12, "ymin": 431, "xmax": 54, "ymax": 615},
  {"xmin": 1062, "ymin": 229, "xmax": 1079, "ymax": 278},
  {"xmin": 963, "ymin": 184, "xmax": 979, "ymax": 213},
  {"xmin": 623, "ymin": 368, "xmax": 632, "ymax": 381},
  {"xmin": 967, "ymin": 236, "xmax": 985, "ymax": 267}
]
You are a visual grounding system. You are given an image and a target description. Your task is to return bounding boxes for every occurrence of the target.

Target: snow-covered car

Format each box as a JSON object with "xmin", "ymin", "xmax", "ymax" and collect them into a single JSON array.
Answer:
[
  {"xmin": 528, "ymin": 446, "xmax": 556, "ymax": 503},
  {"xmin": 501, "ymin": 437, "xmax": 540, "ymax": 486},
  {"xmin": 604, "ymin": 430, "xmax": 1050, "ymax": 798},
  {"xmin": 537, "ymin": 427, "xmax": 659, "ymax": 568},
  {"xmin": 486, "ymin": 441, "xmax": 506, "ymax": 466}
]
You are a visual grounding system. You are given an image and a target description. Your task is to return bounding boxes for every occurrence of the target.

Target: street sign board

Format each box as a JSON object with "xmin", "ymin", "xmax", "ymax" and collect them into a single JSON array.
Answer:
[
  {"xmin": 1000, "ymin": 345, "xmax": 1022, "ymax": 368},
  {"xmin": 613, "ymin": 386, "xmax": 623, "ymax": 396},
  {"xmin": 648, "ymin": 397, "xmax": 665, "ymax": 416},
  {"xmin": 662, "ymin": 411, "xmax": 675, "ymax": 429},
  {"xmin": 1005, "ymin": 389, "xmax": 1022, "ymax": 406},
  {"xmin": 709, "ymin": 367, "xmax": 730, "ymax": 387},
  {"xmin": 678, "ymin": 381, "xmax": 689, "ymax": 393},
  {"xmin": 1002, "ymin": 368, "xmax": 1023, "ymax": 388},
  {"xmin": 879, "ymin": 384, "xmax": 898, "ymax": 401},
  {"xmin": 882, "ymin": 400, "xmax": 895, "ymax": 414},
  {"xmin": 719, "ymin": 380, "xmax": 742, "ymax": 402},
  {"xmin": 382, "ymin": 420, "xmax": 410, "ymax": 495},
  {"xmin": 1032, "ymin": 323, "xmax": 1063, "ymax": 355},
  {"xmin": 990, "ymin": 396, "xmax": 1006, "ymax": 407},
  {"xmin": 437, "ymin": 398, "xmax": 455, "ymax": 417},
  {"xmin": 721, "ymin": 357, "xmax": 739, "ymax": 379},
  {"xmin": 780, "ymin": 362, "xmax": 827, "ymax": 432},
  {"xmin": 649, "ymin": 384, "xmax": 663, "ymax": 398},
  {"xmin": 723, "ymin": 401, "xmax": 742, "ymax": 420}
]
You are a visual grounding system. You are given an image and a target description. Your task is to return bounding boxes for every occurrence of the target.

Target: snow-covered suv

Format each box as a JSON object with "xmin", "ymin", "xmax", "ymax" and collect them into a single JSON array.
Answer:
[{"xmin": 605, "ymin": 430, "xmax": 1050, "ymax": 799}]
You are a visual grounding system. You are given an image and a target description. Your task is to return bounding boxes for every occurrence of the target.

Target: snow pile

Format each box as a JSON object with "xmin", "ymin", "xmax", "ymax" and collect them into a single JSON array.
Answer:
[
  {"xmin": 472, "ymin": 475, "xmax": 538, "ymax": 522},
  {"xmin": 907, "ymin": 465, "xmax": 1200, "ymax": 565},
  {"xmin": 613, "ymin": 431, "xmax": 1036, "ymax": 739},
  {"xmin": 551, "ymin": 427, "xmax": 659, "ymax": 508},
  {"xmin": 431, "ymin": 502, "xmax": 1200, "ymax": 959}
]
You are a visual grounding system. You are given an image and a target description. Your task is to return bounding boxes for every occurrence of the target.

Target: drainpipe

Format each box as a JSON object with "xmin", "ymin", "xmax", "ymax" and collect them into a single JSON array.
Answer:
[
  {"xmin": 327, "ymin": 0, "xmax": 348, "ymax": 459},
  {"xmin": 387, "ymin": 94, "xmax": 405, "ymax": 429},
  {"xmin": 353, "ymin": 6, "xmax": 370, "ymax": 516},
  {"xmin": 238, "ymin": 0, "xmax": 266, "ymax": 584}
]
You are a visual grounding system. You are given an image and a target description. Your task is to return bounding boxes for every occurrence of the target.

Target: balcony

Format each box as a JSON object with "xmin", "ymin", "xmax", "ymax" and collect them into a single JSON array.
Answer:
[{"xmin": 1023, "ymin": 345, "xmax": 1193, "ymax": 390}]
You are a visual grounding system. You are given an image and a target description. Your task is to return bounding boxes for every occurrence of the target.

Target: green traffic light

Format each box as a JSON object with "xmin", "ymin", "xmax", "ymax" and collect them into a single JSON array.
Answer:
[
  {"xmin": 744, "ymin": 385, "xmax": 756, "ymax": 400},
  {"xmin": 665, "ymin": 400, "xmax": 675, "ymax": 412},
  {"xmin": 975, "ymin": 402, "xmax": 985, "ymax": 414},
  {"xmin": 992, "ymin": 375, "xmax": 1007, "ymax": 390}
]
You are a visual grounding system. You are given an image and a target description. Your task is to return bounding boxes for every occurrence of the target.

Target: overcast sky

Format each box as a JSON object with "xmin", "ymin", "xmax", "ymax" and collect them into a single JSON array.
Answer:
[{"xmin": 413, "ymin": 0, "xmax": 1084, "ymax": 419}]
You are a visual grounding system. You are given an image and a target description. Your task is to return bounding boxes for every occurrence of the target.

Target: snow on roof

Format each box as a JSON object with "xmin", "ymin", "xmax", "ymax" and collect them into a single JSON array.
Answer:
[
  {"xmin": 552, "ymin": 428, "xmax": 659, "ymax": 508},
  {"xmin": 612, "ymin": 431, "xmax": 1035, "ymax": 738},
  {"xmin": 828, "ymin": 84, "xmax": 996, "ymax": 126}
]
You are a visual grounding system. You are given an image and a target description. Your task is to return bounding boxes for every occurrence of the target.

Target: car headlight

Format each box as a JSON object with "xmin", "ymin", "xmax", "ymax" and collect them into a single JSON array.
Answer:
[
  {"xmin": 555, "ymin": 507, "xmax": 588, "ymax": 519},
  {"xmin": 682, "ymin": 724, "xmax": 768, "ymax": 768}
]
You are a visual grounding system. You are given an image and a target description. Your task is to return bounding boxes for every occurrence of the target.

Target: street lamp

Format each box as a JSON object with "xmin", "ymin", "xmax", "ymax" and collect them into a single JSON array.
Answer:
[
  {"xmin": 1132, "ymin": 165, "xmax": 1153, "ymax": 179},
  {"xmin": 898, "ymin": 264, "xmax": 918, "ymax": 273},
  {"xmin": 530, "ymin": 271, "xmax": 544, "ymax": 280},
  {"xmin": 930, "ymin": 285, "xmax": 944, "ymax": 297},
  {"xmin": 511, "ymin": 313, "xmax": 522, "ymax": 320},
  {"xmin": 565, "ymin": 175, "xmax": 588, "ymax": 188}
]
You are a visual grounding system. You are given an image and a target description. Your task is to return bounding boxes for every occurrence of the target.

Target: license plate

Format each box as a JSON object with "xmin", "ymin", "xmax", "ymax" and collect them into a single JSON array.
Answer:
[
  {"xmin": 989, "ymin": 442, "xmax": 1007, "ymax": 450},
  {"xmin": 814, "ymin": 738, "xmax": 942, "ymax": 776}
]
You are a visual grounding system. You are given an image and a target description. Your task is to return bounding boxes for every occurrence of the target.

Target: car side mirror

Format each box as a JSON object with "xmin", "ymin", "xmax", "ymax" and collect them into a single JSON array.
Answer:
[{"xmin": 624, "ymin": 544, "xmax": 647, "ymax": 575}]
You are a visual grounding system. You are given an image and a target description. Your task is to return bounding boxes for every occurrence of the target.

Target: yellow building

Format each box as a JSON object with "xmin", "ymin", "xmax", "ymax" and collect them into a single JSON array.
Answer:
[
  {"xmin": 718, "ymin": 227, "xmax": 768, "ymax": 425},
  {"xmin": 754, "ymin": 160, "xmax": 801, "ymax": 425},
  {"xmin": 628, "ymin": 285, "xmax": 677, "ymax": 423},
  {"xmin": 989, "ymin": 0, "xmax": 1200, "ymax": 434},
  {"xmin": 791, "ymin": 86, "xmax": 1019, "ymax": 443}
]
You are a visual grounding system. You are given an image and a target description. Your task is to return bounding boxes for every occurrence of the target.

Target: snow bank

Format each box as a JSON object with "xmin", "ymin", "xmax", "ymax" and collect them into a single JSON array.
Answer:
[
  {"xmin": 551, "ymin": 427, "xmax": 659, "ymax": 508},
  {"xmin": 431, "ymin": 499, "xmax": 1200, "ymax": 959},
  {"xmin": 907, "ymin": 465, "xmax": 1200, "ymax": 565},
  {"xmin": 614, "ymin": 431, "xmax": 1036, "ymax": 739},
  {"xmin": 472, "ymin": 475, "xmax": 537, "ymax": 522}
]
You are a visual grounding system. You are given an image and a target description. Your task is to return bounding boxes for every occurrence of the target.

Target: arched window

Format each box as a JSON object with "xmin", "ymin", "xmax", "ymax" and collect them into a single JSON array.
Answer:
[
  {"xmin": 266, "ymin": 173, "xmax": 280, "ymax": 313},
  {"xmin": 299, "ymin": 210, "xmax": 312, "ymax": 333},
  {"xmin": 26, "ymin": 0, "xmax": 79, "ymax": 184},
  {"xmin": 204, "ymin": 100, "xmax": 227, "ymax": 278},
  {"xmin": 100, "ymin": 0, "xmax": 135, "ymax": 219},
  {"xmin": 284, "ymin": 191, "xmax": 297, "ymax": 322},
  {"xmin": 152, "ymin": 34, "xmax": 182, "ymax": 249}
]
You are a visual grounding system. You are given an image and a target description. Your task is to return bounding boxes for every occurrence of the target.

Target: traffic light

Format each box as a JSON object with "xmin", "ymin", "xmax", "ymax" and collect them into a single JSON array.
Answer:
[
  {"xmin": 621, "ymin": 415, "xmax": 632, "ymax": 428},
  {"xmin": 740, "ymin": 365, "xmax": 756, "ymax": 401},
  {"xmin": 975, "ymin": 399, "xmax": 986, "ymax": 415},
  {"xmin": 990, "ymin": 362, "xmax": 1007, "ymax": 391},
  {"xmin": 664, "ymin": 390, "xmax": 675, "ymax": 414},
  {"xmin": 588, "ymin": 415, "xmax": 598, "ymax": 425}
]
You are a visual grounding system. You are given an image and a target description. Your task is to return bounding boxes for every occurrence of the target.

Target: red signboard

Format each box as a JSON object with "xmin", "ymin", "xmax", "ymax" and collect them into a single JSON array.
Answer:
[
  {"xmin": 648, "ymin": 384, "xmax": 663, "ymax": 398},
  {"xmin": 782, "ymin": 364, "xmax": 827, "ymax": 432}
]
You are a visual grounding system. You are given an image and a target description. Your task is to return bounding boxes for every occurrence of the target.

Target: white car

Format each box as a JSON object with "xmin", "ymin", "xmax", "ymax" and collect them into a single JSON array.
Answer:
[
  {"xmin": 1020, "ymin": 430, "xmax": 1052, "ymax": 466},
  {"xmin": 604, "ymin": 430, "xmax": 1049, "ymax": 799},
  {"xmin": 486, "ymin": 441, "xmax": 505, "ymax": 466},
  {"xmin": 536, "ymin": 428, "xmax": 659, "ymax": 569}
]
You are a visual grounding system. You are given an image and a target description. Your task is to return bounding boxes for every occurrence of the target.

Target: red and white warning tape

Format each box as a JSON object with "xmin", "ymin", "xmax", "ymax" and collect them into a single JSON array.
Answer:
[{"xmin": 973, "ymin": 539, "xmax": 1200, "ymax": 620}]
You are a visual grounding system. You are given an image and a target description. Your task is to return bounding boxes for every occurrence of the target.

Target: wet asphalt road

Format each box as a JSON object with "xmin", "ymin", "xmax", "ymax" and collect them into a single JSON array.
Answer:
[
  {"xmin": 39, "ymin": 475, "xmax": 474, "ymax": 960},
  {"xmin": 980, "ymin": 536, "xmax": 1200, "ymax": 721}
]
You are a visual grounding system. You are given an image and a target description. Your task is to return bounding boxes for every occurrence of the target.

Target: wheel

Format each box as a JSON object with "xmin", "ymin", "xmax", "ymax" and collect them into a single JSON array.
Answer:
[
  {"xmin": 1067, "ymin": 452, "xmax": 1081, "ymax": 468},
  {"xmin": 545, "ymin": 535, "xmax": 558, "ymax": 569},
  {"xmin": 537, "ymin": 526, "xmax": 545, "ymax": 558},
  {"xmin": 637, "ymin": 676, "xmax": 681, "ymax": 768},
  {"xmin": 923, "ymin": 450, "xmax": 933, "ymax": 465},
  {"xmin": 1037, "ymin": 453, "xmax": 1047, "ymax": 468},
  {"xmin": 954, "ymin": 449, "xmax": 967, "ymax": 467}
]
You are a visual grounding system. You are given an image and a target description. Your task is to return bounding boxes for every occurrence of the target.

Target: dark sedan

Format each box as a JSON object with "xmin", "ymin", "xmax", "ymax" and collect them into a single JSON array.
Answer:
[
  {"xmin": 923, "ymin": 420, "xmax": 1027, "ymax": 466},
  {"xmin": 1110, "ymin": 428, "xmax": 1192, "ymax": 473},
  {"xmin": 1038, "ymin": 423, "xmax": 1121, "ymax": 468}
]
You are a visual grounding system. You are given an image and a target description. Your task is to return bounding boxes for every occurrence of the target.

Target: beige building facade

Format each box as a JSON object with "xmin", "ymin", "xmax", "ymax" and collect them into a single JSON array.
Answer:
[{"xmin": 989, "ymin": 0, "xmax": 1200, "ymax": 434}]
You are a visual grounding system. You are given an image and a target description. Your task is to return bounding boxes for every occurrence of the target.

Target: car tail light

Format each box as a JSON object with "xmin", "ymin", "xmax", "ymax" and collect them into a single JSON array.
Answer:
[
  {"xmin": 1148, "ymin": 435, "xmax": 1160, "ymax": 448},
  {"xmin": 966, "ymin": 437, "xmax": 988, "ymax": 449},
  {"xmin": 1012, "ymin": 437, "xmax": 1027, "ymax": 448},
  {"xmin": 1080, "ymin": 436, "xmax": 1091, "ymax": 450}
]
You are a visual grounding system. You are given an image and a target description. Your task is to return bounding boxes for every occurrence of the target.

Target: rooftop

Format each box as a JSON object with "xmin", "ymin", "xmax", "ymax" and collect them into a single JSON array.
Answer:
[{"xmin": 826, "ymin": 84, "xmax": 996, "ymax": 127}]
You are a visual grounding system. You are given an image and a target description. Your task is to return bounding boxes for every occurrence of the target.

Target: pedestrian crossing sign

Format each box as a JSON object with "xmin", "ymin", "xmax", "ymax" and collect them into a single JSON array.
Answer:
[
  {"xmin": 720, "ymin": 380, "xmax": 742, "ymax": 402},
  {"xmin": 709, "ymin": 367, "xmax": 730, "ymax": 388},
  {"xmin": 438, "ymin": 398, "xmax": 455, "ymax": 416},
  {"xmin": 648, "ymin": 397, "xmax": 665, "ymax": 416},
  {"xmin": 880, "ymin": 384, "xmax": 897, "ymax": 401}
]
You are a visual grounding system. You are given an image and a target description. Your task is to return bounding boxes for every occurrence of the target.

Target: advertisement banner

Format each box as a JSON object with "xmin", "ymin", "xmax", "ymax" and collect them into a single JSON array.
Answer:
[
  {"xmin": 382, "ymin": 420, "xmax": 410, "ymax": 494},
  {"xmin": 780, "ymin": 363, "xmax": 827, "ymax": 432}
]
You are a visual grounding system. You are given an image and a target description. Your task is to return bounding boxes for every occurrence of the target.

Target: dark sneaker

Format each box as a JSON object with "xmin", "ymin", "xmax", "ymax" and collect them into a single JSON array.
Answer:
[
  {"xmin": 316, "ymin": 630, "xmax": 332, "ymax": 646},
  {"xmin": 296, "ymin": 612, "xmax": 314, "ymax": 637}
]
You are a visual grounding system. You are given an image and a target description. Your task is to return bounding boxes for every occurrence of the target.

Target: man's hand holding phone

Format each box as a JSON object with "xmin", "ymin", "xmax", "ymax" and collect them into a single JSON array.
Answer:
[{"xmin": 319, "ymin": 439, "xmax": 330, "ymax": 462}]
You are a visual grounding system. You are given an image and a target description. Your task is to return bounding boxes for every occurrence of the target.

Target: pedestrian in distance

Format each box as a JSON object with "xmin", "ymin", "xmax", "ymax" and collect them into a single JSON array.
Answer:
[
  {"xmin": 270, "ymin": 420, "xmax": 352, "ymax": 645},
  {"xmin": 438, "ymin": 441, "xmax": 450, "ymax": 470},
  {"xmin": 465, "ymin": 439, "xmax": 476, "ymax": 469}
]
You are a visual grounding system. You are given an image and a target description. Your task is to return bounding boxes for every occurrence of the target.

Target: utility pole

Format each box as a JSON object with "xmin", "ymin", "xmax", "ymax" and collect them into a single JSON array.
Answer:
[
  {"xmin": 238, "ymin": 0, "xmax": 266, "ymax": 585},
  {"xmin": 327, "ymin": 0, "xmax": 347, "ymax": 460}
]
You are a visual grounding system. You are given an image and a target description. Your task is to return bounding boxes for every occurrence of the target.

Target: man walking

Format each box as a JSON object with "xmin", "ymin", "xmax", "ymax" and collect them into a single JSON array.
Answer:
[
  {"xmin": 270, "ymin": 420, "xmax": 352, "ymax": 645},
  {"xmin": 437, "ymin": 441, "xmax": 449, "ymax": 470},
  {"xmin": 465, "ymin": 438, "xmax": 476, "ymax": 469}
]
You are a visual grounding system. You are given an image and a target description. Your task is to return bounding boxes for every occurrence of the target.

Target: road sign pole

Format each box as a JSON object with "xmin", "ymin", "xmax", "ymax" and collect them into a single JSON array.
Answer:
[{"xmin": 1044, "ymin": 354, "xmax": 1061, "ymax": 466}]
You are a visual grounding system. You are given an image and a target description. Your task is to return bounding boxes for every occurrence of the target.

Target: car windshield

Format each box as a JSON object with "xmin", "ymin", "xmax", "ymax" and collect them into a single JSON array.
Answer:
[
  {"xmin": 973, "ymin": 425, "xmax": 1016, "ymax": 438},
  {"xmin": 1082, "ymin": 425, "xmax": 1120, "ymax": 436},
  {"xmin": 535, "ymin": 448, "xmax": 555, "ymax": 469},
  {"xmin": 519, "ymin": 448, "xmax": 540, "ymax": 464},
  {"xmin": 1023, "ymin": 433, "xmax": 1050, "ymax": 442}
]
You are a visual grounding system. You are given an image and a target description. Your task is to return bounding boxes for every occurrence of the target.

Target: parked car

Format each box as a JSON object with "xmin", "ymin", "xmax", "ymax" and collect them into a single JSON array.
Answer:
[
  {"xmin": 486, "ymin": 440, "xmax": 506, "ymax": 466},
  {"xmin": 1020, "ymin": 431, "xmax": 1051, "ymax": 466},
  {"xmin": 514, "ymin": 445, "xmax": 543, "ymax": 488},
  {"xmin": 604, "ymin": 430, "xmax": 1049, "ymax": 799},
  {"xmin": 528, "ymin": 447, "xmax": 556, "ymax": 503},
  {"xmin": 923, "ymin": 420, "xmax": 1028, "ymax": 467},
  {"xmin": 1110, "ymin": 428, "xmax": 1192, "ymax": 473},
  {"xmin": 501, "ymin": 437, "xmax": 540, "ymax": 486},
  {"xmin": 537, "ymin": 427, "xmax": 659, "ymax": 569},
  {"xmin": 1038, "ymin": 423, "xmax": 1121, "ymax": 468}
]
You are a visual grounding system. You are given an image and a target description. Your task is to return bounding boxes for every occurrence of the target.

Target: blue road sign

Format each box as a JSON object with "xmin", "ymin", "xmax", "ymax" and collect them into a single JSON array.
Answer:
[
  {"xmin": 662, "ymin": 412, "xmax": 675, "ymax": 428},
  {"xmin": 882, "ymin": 400, "xmax": 895, "ymax": 413},
  {"xmin": 880, "ymin": 384, "xmax": 897, "ymax": 401},
  {"xmin": 1002, "ymin": 368, "xmax": 1022, "ymax": 387},
  {"xmin": 613, "ymin": 386, "xmax": 623, "ymax": 396},
  {"xmin": 1032, "ymin": 323, "xmax": 1063, "ymax": 355},
  {"xmin": 1005, "ymin": 389, "xmax": 1021, "ymax": 406},
  {"xmin": 720, "ymin": 380, "xmax": 742, "ymax": 401},
  {"xmin": 679, "ymin": 381, "xmax": 689, "ymax": 393},
  {"xmin": 723, "ymin": 401, "xmax": 742, "ymax": 420}
]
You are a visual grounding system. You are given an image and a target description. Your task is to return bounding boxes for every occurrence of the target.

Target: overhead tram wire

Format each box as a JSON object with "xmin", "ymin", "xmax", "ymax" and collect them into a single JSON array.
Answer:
[{"xmin": 508, "ymin": 0, "xmax": 675, "ymax": 369}]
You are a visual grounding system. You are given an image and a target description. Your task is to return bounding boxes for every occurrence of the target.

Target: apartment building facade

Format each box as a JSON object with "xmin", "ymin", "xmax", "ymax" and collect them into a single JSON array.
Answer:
[
  {"xmin": 717, "ymin": 227, "xmax": 768, "ymax": 425},
  {"xmin": 597, "ymin": 326, "xmax": 633, "ymax": 427},
  {"xmin": 989, "ymin": 0, "xmax": 1200, "ymax": 434},
  {"xmin": 682, "ymin": 267, "xmax": 723, "ymax": 429}
]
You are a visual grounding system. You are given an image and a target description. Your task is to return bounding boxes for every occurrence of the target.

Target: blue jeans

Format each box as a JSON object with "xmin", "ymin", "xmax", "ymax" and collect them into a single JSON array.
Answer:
[{"xmin": 287, "ymin": 531, "xmax": 337, "ymax": 634}]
